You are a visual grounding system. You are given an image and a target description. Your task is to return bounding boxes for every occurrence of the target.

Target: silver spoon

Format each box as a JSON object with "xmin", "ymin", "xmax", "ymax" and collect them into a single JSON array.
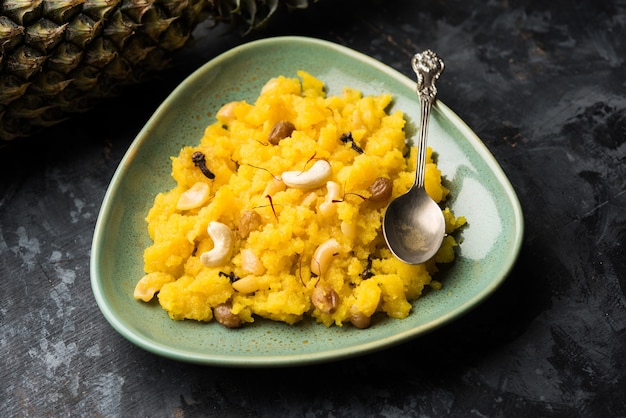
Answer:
[{"xmin": 382, "ymin": 50, "xmax": 446, "ymax": 264}]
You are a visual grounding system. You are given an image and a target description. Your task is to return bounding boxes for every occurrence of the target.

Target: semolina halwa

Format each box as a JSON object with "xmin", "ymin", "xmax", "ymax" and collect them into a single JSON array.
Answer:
[{"xmin": 134, "ymin": 71, "xmax": 466, "ymax": 328}]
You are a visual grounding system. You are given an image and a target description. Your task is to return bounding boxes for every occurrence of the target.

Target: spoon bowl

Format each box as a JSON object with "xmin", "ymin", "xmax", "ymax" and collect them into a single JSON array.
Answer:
[
  {"xmin": 383, "ymin": 50, "xmax": 446, "ymax": 265},
  {"xmin": 383, "ymin": 187, "xmax": 445, "ymax": 264}
]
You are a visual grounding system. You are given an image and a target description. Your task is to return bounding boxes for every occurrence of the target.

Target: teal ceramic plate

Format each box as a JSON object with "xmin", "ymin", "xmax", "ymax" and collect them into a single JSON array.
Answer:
[{"xmin": 91, "ymin": 36, "xmax": 523, "ymax": 367}]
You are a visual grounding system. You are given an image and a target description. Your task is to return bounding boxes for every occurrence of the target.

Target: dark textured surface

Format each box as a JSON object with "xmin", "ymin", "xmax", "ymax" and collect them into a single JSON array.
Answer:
[{"xmin": 2, "ymin": 0, "xmax": 625, "ymax": 416}]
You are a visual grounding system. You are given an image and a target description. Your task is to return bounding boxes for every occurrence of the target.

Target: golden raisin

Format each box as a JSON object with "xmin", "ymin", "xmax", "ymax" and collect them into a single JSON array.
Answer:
[
  {"xmin": 213, "ymin": 303, "xmax": 242, "ymax": 328},
  {"xmin": 367, "ymin": 177, "xmax": 393, "ymax": 202},
  {"xmin": 268, "ymin": 121, "xmax": 295, "ymax": 145},
  {"xmin": 239, "ymin": 210, "xmax": 263, "ymax": 239},
  {"xmin": 311, "ymin": 284, "xmax": 339, "ymax": 314}
]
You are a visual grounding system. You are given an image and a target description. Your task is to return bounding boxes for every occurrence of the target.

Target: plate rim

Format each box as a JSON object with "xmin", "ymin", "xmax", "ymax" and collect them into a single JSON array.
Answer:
[{"xmin": 90, "ymin": 35, "xmax": 524, "ymax": 367}]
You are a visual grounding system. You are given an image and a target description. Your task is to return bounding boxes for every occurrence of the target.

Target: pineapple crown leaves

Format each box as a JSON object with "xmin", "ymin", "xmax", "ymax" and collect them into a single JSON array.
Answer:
[
  {"xmin": 211, "ymin": 0, "xmax": 316, "ymax": 33},
  {"xmin": 0, "ymin": 0, "xmax": 318, "ymax": 142}
]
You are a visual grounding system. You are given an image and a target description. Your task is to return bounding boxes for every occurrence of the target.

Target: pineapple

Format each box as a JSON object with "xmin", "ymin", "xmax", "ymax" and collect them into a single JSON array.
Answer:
[{"xmin": 0, "ymin": 0, "xmax": 315, "ymax": 142}]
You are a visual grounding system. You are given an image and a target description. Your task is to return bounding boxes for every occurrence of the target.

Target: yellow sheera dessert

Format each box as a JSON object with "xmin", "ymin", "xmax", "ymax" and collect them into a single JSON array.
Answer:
[{"xmin": 133, "ymin": 71, "xmax": 465, "ymax": 329}]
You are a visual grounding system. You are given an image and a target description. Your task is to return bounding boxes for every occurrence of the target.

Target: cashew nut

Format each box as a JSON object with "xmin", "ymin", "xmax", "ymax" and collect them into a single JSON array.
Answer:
[
  {"xmin": 231, "ymin": 275, "xmax": 261, "ymax": 293},
  {"xmin": 340, "ymin": 221, "xmax": 357, "ymax": 240},
  {"xmin": 311, "ymin": 238, "xmax": 341, "ymax": 276},
  {"xmin": 301, "ymin": 191, "xmax": 318, "ymax": 209},
  {"xmin": 281, "ymin": 160, "xmax": 332, "ymax": 189},
  {"xmin": 200, "ymin": 221, "xmax": 234, "ymax": 267},
  {"xmin": 176, "ymin": 182, "xmax": 210, "ymax": 211},
  {"xmin": 319, "ymin": 181, "xmax": 342, "ymax": 217},
  {"xmin": 262, "ymin": 177, "xmax": 286, "ymax": 196},
  {"xmin": 241, "ymin": 248, "xmax": 266, "ymax": 275},
  {"xmin": 216, "ymin": 101, "xmax": 238, "ymax": 123},
  {"xmin": 261, "ymin": 77, "xmax": 279, "ymax": 94},
  {"xmin": 133, "ymin": 272, "xmax": 175, "ymax": 302},
  {"xmin": 349, "ymin": 305, "xmax": 371, "ymax": 329}
]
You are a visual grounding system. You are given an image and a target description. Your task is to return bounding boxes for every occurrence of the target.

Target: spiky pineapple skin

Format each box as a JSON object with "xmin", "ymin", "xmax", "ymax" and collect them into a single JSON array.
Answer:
[{"xmin": 0, "ymin": 0, "xmax": 311, "ymax": 142}]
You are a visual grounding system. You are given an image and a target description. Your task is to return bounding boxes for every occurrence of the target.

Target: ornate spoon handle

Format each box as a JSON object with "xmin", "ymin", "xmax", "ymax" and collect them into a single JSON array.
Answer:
[{"xmin": 412, "ymin": 50, "xmax": 444, "ymax": 189}]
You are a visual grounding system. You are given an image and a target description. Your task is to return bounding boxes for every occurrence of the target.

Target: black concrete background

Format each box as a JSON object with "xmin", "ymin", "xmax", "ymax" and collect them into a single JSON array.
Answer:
[{"xmin": 1, "ymin": 0, "xmax": 625, "ymax": 416}]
